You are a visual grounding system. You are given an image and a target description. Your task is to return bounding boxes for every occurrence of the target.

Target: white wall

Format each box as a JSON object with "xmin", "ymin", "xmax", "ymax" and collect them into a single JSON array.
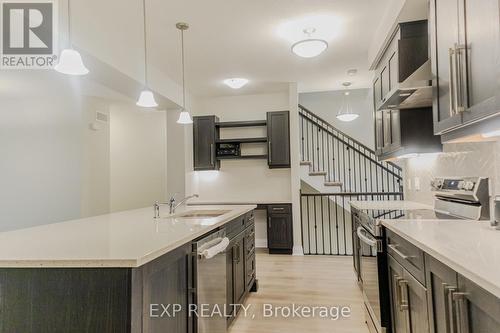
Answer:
[
  {"xmin": 299, "ymin": 88, "xmax": 375, "ymax": 149},
  {"xmin": 0, "ymin": 71, "xmax": 174, "ymax": 231},
  {"xmin": 166, "ymin": 109, "xmax": 186, "ymax": 199},
  {"xmin": 0, "ymin": 72, "xmax": 83, "ymax": 231},
  {"xmin": 81, "ymin": 97, "xmax": 111, "ymax": 217},
  {"xmin": 109, "ymin": 104, "xmax": 168, "ymax": 212},
  {"xmin": 187, "ymin": 92, "xmax": 292, "ymax": 247}
]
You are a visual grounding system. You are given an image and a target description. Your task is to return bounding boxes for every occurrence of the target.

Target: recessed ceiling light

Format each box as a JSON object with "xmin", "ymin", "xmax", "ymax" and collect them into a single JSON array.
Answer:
[
  {"xmin": 291, "ymin": 28, "xmax": 328, "ymax": 58},
  {"xmin": 223, "ymin": 78, "xmax": 249, "ymax": 89}
]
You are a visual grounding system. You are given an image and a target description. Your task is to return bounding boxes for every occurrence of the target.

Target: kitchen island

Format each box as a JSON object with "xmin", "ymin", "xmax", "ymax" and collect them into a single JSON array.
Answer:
[{"xmin": 0, "ymin": 204, "xmax": 256, "ymax": 333}]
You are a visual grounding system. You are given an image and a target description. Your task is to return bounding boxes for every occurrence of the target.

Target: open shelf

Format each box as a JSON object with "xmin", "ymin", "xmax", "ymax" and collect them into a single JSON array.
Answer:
[
  {"xmin": 216, "ymin": 154, "xmax": 268, "ymax": 160},
  {"xmin": 215, "ymin": 120, "xmax": 267, "ymax": 128},
  {"xmin": 216, "ymin": 137, "xmax": 268, "ymax": 144}
]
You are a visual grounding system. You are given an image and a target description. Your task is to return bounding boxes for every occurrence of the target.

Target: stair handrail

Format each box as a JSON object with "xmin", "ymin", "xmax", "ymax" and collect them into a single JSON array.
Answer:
[{"xmin": 298, "ymin": 104, "xmax": 402, "ymax": 174}]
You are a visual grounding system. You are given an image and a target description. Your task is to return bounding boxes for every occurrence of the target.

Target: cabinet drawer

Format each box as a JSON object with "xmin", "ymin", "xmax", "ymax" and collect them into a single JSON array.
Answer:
[
  {"xmin": 246, "ymin": 255, "xmax": 256, "ymax": 289},
  {"xmin": 245, "ymin": 223, "xmax": 255, "ymax": 255},
  {"xmin": 245, "ymin": 210, "xmax": 255, "ymax": 228},
  {"xmin": 226, "ymin": 215, "xmax": 247, "ymax": 239},
  {"xmin": 386, "ymin": 229, "xmax": 425, "ymax": 285},
  {"xmin": 267, "ymin": 204, "xmax": 291, "ymax": 215}
]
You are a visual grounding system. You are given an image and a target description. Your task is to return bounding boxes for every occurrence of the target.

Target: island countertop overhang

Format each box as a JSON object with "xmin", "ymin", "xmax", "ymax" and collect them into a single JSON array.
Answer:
[{"xmin": 0, "ymin": 205, "xmax": 256, "ymax": 268}]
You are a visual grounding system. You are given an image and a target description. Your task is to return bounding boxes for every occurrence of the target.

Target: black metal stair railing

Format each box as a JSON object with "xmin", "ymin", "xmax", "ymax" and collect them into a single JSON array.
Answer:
[{"xmin": 299, "ymin": 104, "xmax": 404, "ymax": 255}]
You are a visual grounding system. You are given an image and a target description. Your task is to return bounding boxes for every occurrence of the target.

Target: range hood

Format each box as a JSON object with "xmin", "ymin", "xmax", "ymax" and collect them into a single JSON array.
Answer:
[{"xmin": 378, "ymin": 60, "xmax": 432, "ymax": 110}]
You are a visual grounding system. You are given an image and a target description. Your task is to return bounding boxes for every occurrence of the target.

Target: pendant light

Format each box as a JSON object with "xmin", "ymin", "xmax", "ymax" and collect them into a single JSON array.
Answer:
[
  {"xmin": 54, "ymin": 0, "xmax": 89, "ymax": 75},
  {"xmin": 336, "ymin": 82, "xmax": 359, "ymax": 122},
  {"xmin": 291, "ymin": 28, "xmax": 328, "ymax": 58},
  {"xmin": 136, "ymin": 0, "xmax": 158, "ymax": 108},
  {"xmin": 176, "ymin": 22, "xmax": 193, "ymax": 124}
]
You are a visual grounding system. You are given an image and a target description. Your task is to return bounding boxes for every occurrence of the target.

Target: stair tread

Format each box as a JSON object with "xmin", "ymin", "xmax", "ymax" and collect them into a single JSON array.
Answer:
[
  {"xmin": 300, "ymin": 161, "xmax": 312, "ymax": 165},
  {"xmin": 309, "ymin": 171, "xmax": 327, "ymax": 176},
  {"xmin": 324, "ymin": 182, "xmax": 343, "ymax": 186}
]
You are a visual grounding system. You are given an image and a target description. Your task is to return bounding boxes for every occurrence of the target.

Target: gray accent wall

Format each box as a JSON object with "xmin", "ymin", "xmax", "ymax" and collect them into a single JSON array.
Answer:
[{"xmin": 299, "ymin": 88, "xmax": 375, "ymax": 149}]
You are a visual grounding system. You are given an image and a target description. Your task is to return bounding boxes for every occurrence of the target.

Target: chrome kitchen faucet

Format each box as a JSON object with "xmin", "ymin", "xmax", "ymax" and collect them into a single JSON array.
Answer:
[{"xmin": 153, "ymin": 194, "xmax": 199, "ymax": 218}]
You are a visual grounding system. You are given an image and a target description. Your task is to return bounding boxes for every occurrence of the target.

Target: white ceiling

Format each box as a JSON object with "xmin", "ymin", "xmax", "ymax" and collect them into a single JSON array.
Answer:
[{"xmin": 144, "ymin": 0, "xmax": 392, "ymax": 98}]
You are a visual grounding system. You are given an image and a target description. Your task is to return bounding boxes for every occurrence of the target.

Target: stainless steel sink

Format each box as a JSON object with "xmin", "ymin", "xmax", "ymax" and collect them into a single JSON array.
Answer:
[{"xmin": 173, "ymin": 210, "xmax": 230, "ymax": 219}]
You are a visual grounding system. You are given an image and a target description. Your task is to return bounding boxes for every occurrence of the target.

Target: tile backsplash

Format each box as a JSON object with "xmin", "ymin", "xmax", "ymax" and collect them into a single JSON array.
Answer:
[{"xmin": 403, "ymin": 141, "xmax": 500, "ymax": 208}]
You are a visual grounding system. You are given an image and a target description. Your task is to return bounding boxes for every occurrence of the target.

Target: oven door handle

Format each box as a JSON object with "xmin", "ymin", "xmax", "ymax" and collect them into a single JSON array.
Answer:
[{"xmin": 357, "ymin": 227, "xmax": 377, "ymax": 247}]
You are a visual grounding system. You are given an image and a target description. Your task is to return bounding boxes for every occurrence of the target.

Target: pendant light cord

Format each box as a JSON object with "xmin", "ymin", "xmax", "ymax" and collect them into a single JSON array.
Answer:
[
  {"xmin": 67, "ymin": 0, "xmax": 72, "ymax": 47},
  {"xmin": 142, "ymin": 0, "xmax": 148, "ymax": 86},
  {"xmin": 181, "ymin": 28, "xmax": 186, "ymax": 109}
]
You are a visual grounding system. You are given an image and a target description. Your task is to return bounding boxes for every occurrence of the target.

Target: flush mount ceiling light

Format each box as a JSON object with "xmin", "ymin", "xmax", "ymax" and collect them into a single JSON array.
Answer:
[
  {"xmin": 291, "ymin": 28, "xmax": 328, "ymax": 58},
  {"xmin": 223, "ymin": 78, "xmax": 249, "ymax": 89},
  {"xmin": 347, "ymin": 69, "xmax": 358, "ymax": 76},
  {"xmin": 54, "ymin": 0, "xmax": 89, "ymax": 75},
  {"xmin": 136, "ymin": 0, "xmax": 158, "ymax": 108},
  {"xmin": 176, "ymin": 22, "xmax": 193, "ymax": 124},
  {"xmin": 336, "ymin": 82, "xmax": 359, "ymax": 122}
]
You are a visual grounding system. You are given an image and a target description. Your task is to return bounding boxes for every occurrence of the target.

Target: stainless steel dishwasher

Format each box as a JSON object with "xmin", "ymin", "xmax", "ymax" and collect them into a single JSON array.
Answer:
[{"xmin": 194, "ymin": 229, "xmax": 229, "ymax": 333}]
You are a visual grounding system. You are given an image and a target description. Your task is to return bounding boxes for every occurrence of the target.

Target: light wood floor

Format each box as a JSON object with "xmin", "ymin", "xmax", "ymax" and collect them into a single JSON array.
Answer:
[{"xmin": 229, "ymin": 252, "xmax": 369, "ymax": 333}]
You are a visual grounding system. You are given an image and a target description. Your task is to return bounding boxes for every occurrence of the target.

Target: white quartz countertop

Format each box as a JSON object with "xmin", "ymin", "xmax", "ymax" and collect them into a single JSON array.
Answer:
[
  {"xmin": 381, "ymin": 218, "xmax": 500, "ymax": 299},
  {"xmin": 0, "ymin": 205, "xmax": 256, "ymax": 268},
  {"xmin": 350, "ymin": 200, "xmax": 433, "ymax": 211}
]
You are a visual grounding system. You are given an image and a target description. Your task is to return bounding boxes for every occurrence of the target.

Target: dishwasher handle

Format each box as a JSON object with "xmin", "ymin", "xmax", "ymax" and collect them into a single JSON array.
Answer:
[
  {"xmin": 357, "ymin": 227, "xmax": 377, "ymax": 247},
  {"xmin": 199, "ymin": 237, "xmax": 230, "ymax": 259}
]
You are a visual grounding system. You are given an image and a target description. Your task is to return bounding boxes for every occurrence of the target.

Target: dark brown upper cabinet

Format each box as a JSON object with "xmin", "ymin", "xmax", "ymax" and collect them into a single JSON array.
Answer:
[
  {"xmin": 430, "ymin": 0, "xmax": 500, "ymax": 139},
  {"xmin": 375, "ymin": 107, "xmax": 442, "ymax": 160},
  {"xmin": 373, "ymin": 20, "xmax": 431, "ymax": 111},
  {"xmin": 267, "ymin": 111, "xmax": 290, "ymax": 168},
  {"xmin": 373, "ymin": 20, "xmax": 442, "ymax": 160},
  {"xmin": 193, "ymin": 115, "xmax": 219, "ymax": 171}
]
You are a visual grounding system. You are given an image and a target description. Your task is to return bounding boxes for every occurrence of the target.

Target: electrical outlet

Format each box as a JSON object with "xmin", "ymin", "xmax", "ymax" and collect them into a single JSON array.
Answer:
[{"xmin": 414, "ymin": 177, "xmax": 421, "ymax": 191}]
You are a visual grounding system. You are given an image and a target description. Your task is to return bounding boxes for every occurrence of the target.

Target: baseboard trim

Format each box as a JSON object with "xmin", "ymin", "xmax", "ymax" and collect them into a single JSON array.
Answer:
[
  {"xmin": 255, "ymin": 239, "xmax": 267, "ymax": 248},
  {"xmin": 292, "ymin": 245, "xmax": 304, "ymax": 256}
]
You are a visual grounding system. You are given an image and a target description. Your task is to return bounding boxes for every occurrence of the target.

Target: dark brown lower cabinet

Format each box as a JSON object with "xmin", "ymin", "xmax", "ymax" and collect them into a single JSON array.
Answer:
[
  {"xmin": 388, "ymin": 254, "xmax": 407, "ymax": 333},
  {"xmin": 226, "ymin": 214, "xmax": 257, "ymax": 327},
  {"xmin": 267, "ymin": 204, "xmax": 293, "ymax": 254},
  {"xmin": 426, "ymin": 254, "xmax": 458, "ymax": 333},
  {"xmin": 0, "ymin": 243, "xmax": 194, "ymax": 333},
  {"xmin": 456, "ymin": 275, "xmax": 500, "ymax": 332},
  {"xmin": 426, "ymin": 253, "xmax": 500, "ymax": 333},
  {"xmin": 138, "ymin": 244, "xmax": 193, "ymax": 333},
  {"xmin": 386, "ymin": 236, "xmax": 500, "ymax": 333},
  {"xmin": 232, "ymin": 231, "xmax": 246, "ymax": 306},
  {"xmin": 388, "ymin": 254, "xmax": 429, "ymax": 333}
]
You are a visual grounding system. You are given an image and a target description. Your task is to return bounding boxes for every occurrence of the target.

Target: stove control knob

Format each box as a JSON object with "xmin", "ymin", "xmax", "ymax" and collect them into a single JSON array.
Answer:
[{"xmin": 463, "ymin": 181, "xmax": 475, "ymax": 191}]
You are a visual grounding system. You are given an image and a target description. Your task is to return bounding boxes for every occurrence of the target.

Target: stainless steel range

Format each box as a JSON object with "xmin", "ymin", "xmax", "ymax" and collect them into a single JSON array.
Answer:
[{"xmin": 351, "ymin": 177, "xmax": 490, "ymax": 333}]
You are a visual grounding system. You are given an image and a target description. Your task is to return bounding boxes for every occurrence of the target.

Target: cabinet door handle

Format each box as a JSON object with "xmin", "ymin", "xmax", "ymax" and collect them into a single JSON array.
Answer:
[
  {"xmin": 394, "ymin": 275, "xmax": 402, "ymax": 309},
  {"xmin": 453, "ymin": 292, "xmax": 470, "ymax": 333},
  {"xmin": 398, "ymin": 279, "xmax": 409, "ymax": 312},
  {"xmin": 443, "ymin": 284, "xmax": 457, "ymax": 333},
  {"xmin": 268, "ymin": 140, "xmax": 271, "ymax": 162},
  {"xmin": 448, "ymin": 47, "xmax": 457, "ymax": 116},
  {"xmin": 398, "ymin": 279, "xmax": 411, "ymax": 333},
  {"xmin": 455, "ymin": 44, "xmax": 468, "ymax": 113},
  {"xmin": 210, "ymin": 143, "xmax": 214, "ymax": 165},
  {"xmin": 387, "ymin": 244, "xmax": 413, "ymax": 260}
]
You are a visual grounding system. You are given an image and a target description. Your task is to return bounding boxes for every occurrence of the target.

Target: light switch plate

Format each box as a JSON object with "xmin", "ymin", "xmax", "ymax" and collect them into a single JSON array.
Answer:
[{"xmin": 407, "ymin": 178, "xmax": 412, "ymax": 190}]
